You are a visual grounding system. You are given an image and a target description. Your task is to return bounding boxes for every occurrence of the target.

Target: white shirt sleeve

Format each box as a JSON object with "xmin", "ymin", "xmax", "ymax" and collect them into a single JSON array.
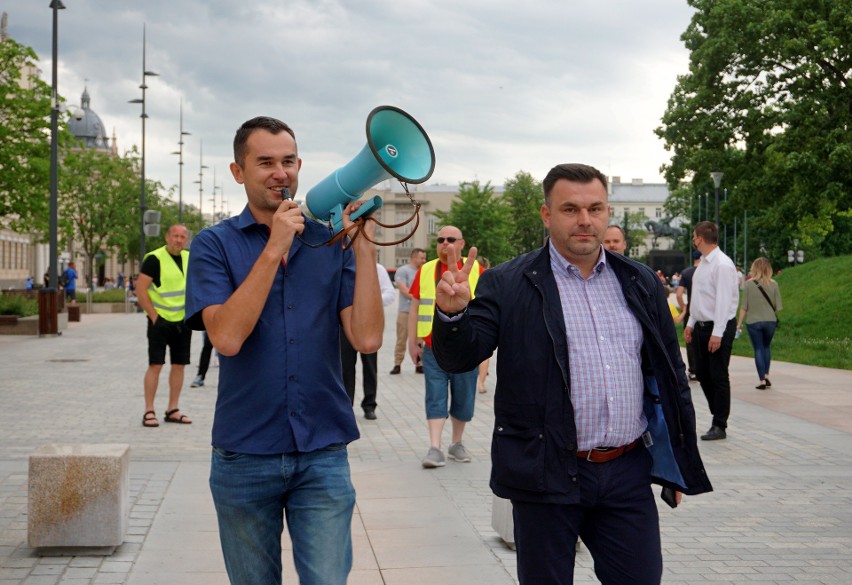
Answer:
[{"xmin": 376, "ymin": 263, "xmax": 396, "ymax": 307}]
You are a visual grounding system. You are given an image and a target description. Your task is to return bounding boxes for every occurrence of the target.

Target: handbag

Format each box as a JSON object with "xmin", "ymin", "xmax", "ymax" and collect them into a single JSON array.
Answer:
[{"xmin": 754, "ymin": 282, "xmax": 780, "ymax": 328}]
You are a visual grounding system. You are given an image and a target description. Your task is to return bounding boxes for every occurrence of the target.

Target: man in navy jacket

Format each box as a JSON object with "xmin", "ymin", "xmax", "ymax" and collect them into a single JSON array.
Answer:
[{"xmin": 432, "ymin": 163, "xmax": 712, "ymax": 585}]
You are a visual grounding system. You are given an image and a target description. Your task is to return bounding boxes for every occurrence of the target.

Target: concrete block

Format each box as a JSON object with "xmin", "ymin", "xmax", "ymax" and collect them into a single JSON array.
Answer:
[
  {"xmin": 491, "ymin": 495, "xmax": 516, "ymax": 549},
  {"xmin": 28, "ymin": 444, "xmax": 130, "ymax": 549}
]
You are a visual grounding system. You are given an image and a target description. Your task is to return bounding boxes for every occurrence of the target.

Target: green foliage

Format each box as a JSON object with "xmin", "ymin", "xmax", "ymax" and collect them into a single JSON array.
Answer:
[
  {"xmin": 433, "ymin": 180, "xmax": 514, "ymax": 265},
  {"xmin": 0, "ymin": 37, "xmax": 69, "ymax": 232},
  {"xmin": 502, "ymin": 171, "xmax": 545, "ymax": 256},
  {"xmin": 58, "ymin": 145, "xmax": 141, "ymax": 283},
  {"xmin": 0, "ymin": 295, "xmax": 38, "ymax": 317},
  {"xmin": 731, "ymin": 255, "xmax": 852, "ymax": 370},
  {"xmin": 656, "ymin": 0, "xmax": 852, "ymax": 261},
  {"xmin": 90, "ymin": 289, "xmax": 127, "ymax": 303}
]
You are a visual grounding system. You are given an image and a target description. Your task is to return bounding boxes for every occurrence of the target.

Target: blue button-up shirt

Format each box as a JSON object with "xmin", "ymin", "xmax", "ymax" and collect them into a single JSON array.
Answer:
[
  {"xmin": 185, "ymin": 205, "xmax": 359, "ymax": 455},
  {"xmin": 549, "ymin": 242, "xmax": 646, "ymax": 451}
]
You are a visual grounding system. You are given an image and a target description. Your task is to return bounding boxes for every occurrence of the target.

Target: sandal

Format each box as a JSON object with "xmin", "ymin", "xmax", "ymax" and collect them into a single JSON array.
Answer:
[
  {"xmin": 142, "ymin": 410, "xmax": 159, "ymax": 428},
  {"xmin": 164, "ymin": 408, "xmax": 192, "ymax": 424}
]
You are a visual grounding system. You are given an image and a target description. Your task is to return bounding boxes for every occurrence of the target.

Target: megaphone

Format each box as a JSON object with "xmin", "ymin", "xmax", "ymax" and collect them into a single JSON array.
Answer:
[{"xmin": 306, "ymin": 105, "xmax": 435, "ymax": 234}]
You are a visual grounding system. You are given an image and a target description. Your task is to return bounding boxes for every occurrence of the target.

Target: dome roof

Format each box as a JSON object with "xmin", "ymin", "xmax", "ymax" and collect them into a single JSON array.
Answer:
[{"xmin": 67, "ymin": 88, "xmax": 111, "ymax": 152}]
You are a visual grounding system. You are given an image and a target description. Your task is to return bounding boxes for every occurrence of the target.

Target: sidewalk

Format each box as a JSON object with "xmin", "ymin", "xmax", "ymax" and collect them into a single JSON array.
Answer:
[{"xmin": 1, "ymin": 306, "xmax": 850, "ymax": 584}]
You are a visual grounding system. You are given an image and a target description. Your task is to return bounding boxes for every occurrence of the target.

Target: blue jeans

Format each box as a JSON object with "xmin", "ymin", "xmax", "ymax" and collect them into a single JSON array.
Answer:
[
  {"xmin": 422, "ymin": 346, "xmax": 477, "ymax": 421},
  {"xmin": 209, "ymin": 444, "xmax": 355, "ymax": 585},
  {"xmin": 745, "ymin": 321, "xmax": 777, "ymax": 381}
]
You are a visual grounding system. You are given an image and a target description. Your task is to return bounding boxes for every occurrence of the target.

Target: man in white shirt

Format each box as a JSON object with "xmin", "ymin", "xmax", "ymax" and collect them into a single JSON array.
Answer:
[
  {"xmin": 340, "ymin": 260, "xmax": 396, "ymax": 419},
  {"xmin": 684, "ymin": 221, "xmax": 739, "ymax": 441}
]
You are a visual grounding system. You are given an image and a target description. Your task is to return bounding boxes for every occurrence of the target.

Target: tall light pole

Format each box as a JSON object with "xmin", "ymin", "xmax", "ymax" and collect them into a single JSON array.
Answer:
[
  {"xmin": 193, "ymin": 140, "xmax": 209, "ymax": 226},
  {"xmin": 170, "ymin": 99, "xmax": 191, "ymax": 223},
  {"xmin": 43, "ymin": 0, "xmax": 65, "ymax": 335},
  {"xmin": 128, "ymin": 24, "xmax": 158, "ymax": 263},
  {"xmin": 710, "ymin": 171, "xmax": 724, "ymax": 227},
  {"xmin": 209, "ymin": 167, "xmax": 218, "ymax": 223}
]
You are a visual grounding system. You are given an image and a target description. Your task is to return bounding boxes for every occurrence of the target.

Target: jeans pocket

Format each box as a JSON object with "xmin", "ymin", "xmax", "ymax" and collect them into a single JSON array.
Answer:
[{"xmin": 212, "ymin": 446, "xmax": 245, "ymax": 461}]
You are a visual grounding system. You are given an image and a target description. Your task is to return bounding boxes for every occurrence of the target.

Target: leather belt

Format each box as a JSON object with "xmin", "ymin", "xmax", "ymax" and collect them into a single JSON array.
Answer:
[
  {"xmin": 577, "ymin": 438, "xmax": 641, "ymax": 463},
  {"xmin": 694, "ymin": 321, "xmax": 714, "ymax": 328}
]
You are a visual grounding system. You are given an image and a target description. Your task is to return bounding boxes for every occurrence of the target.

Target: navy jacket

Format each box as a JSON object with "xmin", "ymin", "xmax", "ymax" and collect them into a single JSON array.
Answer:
[{"xmin": 432, "ymin": 244, "xmax": 713, "ymax": 504}]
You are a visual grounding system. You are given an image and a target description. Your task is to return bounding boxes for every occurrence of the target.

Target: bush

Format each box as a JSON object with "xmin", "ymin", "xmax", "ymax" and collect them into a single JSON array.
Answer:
[
  {"xmin": 0, "ymin": 294, "xmax": 39, "ymax": 317},
  {"xmin": 90, "ymin": 289, "xmax": 128, "ymax": 302}
]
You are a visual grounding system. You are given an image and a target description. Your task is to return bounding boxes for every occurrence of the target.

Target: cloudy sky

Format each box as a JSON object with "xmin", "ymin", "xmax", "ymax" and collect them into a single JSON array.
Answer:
[{"xmin": 6, "ymin": 0, "xmax": 695, "ymax": 216}]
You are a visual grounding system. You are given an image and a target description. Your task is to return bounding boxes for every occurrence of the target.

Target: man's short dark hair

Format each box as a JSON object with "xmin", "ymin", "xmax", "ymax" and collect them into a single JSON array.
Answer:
[
  {"xmin": 542, "ymin": 163, "xmax": 608, "ymax": 204},
  {"xmin": 605, "ymin": 224, "xmax": 626, "ymax": 238},
  {"xmin": 410, "ymin": 248, "xmax": 425, "ymax": 257},
  {"xmin": 694, "ymin": 221, "xmax": 718, "ymax": 244},
  {"xmin": 233, "ymin": 117, "xmax": 296, "ymax": 168}
]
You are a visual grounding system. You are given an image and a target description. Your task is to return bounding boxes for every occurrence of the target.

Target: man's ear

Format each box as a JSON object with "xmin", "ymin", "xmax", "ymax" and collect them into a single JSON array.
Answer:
[{"xmin": 230, "ymin": 162, "xmax": 245, "ymax": 185}]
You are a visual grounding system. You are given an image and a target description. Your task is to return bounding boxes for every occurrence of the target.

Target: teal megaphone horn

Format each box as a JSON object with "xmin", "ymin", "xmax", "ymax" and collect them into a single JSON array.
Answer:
[{"xmin": 306, "ymin": 105, "xmax": 435, "ymax": 234}]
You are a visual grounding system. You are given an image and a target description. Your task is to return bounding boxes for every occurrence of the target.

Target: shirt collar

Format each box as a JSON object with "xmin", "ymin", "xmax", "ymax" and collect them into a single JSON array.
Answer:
[{"xmin": 548, "ymin": 240, "xmax": 607, "ymax": 277}]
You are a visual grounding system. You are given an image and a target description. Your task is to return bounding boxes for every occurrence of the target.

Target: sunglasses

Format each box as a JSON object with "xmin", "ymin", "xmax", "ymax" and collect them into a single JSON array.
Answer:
[{"xmin": 436, "ymin": 237, "xmax": 458, "ymax": 244}]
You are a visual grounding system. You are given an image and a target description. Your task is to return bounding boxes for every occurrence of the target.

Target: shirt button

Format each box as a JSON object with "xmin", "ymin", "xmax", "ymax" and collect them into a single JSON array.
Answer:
[
  {"xmin": 289, "ymin": 339, "xmax": 295, "ymax": 344},
  {"xmin": 288, "ymin": 304, "xmax": 294, "ymax": 309},
  {"xmin": 288, "ymin": 375, "xmax": 295, "ymax": 381},
  {"xmin": 290, "ymin": 411, "xmax": 296, "ymax": 417},
  {"xmin": 599, "ymin": 335, "xmax": 605, "ymax": 341},
  {"xmin": 605, "ymin": 364, "xmax": 611, "ymax": 370}
]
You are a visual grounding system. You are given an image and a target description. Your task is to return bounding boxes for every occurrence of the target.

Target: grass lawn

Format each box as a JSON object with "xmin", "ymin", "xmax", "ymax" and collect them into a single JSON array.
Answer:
[{"xmin": 677, "ymin": 254, "xmax": 852, "ymax": 370}]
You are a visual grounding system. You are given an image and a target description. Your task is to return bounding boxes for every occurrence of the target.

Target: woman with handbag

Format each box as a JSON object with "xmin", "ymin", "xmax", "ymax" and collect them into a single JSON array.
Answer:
[{"xmin": 737, "ymin": 257, "xmax": 783, "ymax": 390}]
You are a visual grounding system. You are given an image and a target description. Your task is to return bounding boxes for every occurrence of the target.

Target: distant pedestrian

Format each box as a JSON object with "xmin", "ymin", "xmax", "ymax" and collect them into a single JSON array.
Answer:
[
  {"xmin": 62, "ymin": 262, "xmax": 78, "ymax": 304},
  {"xmin": 136, "ymin": 224, "xmax": 193, "ymax": 428},
  {"xmin": 389, "ymin": 248, "xmax": 427, "ymax": 375},
  {"xmin": 737, "ymin": 257, "xmax": 782, "ymax": 390},
  {"xmin": 676, "ymin": 250, "xmax": 702, "ymax": 381},
  {"xmin": 685, "ymin": 221, "xmax": 739, "ymax": 441},
  {"xmin": 602, "ymin": 224, "xmax": 628, "ymax": 255},
  {"xmin": 340, "ymin": 260, "xmax": 395, "ymax": 419},
  {"xmin": 191, "ymin": 332, "xmax": 215, "ymax": 387},
  {"xmin": 25, "ymin": 276, "xmax": 33, "ymax": 290}
]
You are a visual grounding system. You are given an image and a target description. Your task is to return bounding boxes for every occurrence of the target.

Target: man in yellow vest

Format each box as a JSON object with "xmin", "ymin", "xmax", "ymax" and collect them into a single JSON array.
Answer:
[
  {"xmin": 408, "ymin": 225, "xmax": 482, "ymax": 468},
  {"xmin": 136, "ymin": 224, "xmax": 193, "ymax": 428}
]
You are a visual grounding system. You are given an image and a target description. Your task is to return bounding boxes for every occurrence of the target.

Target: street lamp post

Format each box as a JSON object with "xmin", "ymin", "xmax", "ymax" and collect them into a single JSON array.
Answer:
[
  {"xmin": 42, "ymin": 0, "xmax": 66, "ymax": 336},
  {"xmin": 194, "ymin": 140, "xmax": 209, "ymax": 226},
  {"xmin": 128, "ymin": 24, "xmax": 158, "ymax": 264},
  {"xmin": 710, "ymin": 171, "xmax": 724, "ymax": 227},
  {"xmin": 170, "ymin": 99, "xmax": 191, "ymax": 223}
]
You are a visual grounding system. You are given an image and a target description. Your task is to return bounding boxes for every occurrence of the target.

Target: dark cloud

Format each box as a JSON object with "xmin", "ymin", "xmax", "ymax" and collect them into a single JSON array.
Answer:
[{"xmin": 6, "ymin": 0, "xmax": 694, "ymax": 213}]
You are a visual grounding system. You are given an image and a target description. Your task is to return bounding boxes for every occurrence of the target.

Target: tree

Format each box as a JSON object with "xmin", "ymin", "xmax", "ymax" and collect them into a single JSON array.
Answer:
[
  {"xmin": 502, "ymin": 171, "xmax": 545, "ymax": 256},
  {"xmin": 0, "ymin": 36, "xmax": 64, "ymax": 232},
  {"xmin": 433, "ymin": 180, "xmax": 514, "ymax": 265},
  {"xmin": 58, "ymin": 145, "xmax": 140, "ymax": 286},
  {"xmin": 656, "ymin": 0, "xmax": 852, "ymax": 259}
]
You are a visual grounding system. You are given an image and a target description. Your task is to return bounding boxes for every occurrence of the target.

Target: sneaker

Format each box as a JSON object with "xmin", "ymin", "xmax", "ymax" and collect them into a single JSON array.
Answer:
[
  {"xmin": 190, "ymin": 376, "xmax": 204, "ymax": 388},
  {"xmin": 421, "ymin": 447, "xmax": 446, "ymax": 468},
  {"xmin": 364, "ymin": 409, "xmax": 377, "ymax": 420},
  {"xmin": 389, "ymin": 365, "xmax": 401, "ymax": 375},
  {"xmin": 448, "ymin": 442, "xmax": 472, "ymax": 463}
]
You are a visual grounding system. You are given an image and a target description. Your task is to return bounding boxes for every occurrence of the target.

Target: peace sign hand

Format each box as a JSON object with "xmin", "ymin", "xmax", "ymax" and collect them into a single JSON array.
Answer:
[{"xmin": 436, "ymin": 246, "xmax": 478, "ymax": 315}]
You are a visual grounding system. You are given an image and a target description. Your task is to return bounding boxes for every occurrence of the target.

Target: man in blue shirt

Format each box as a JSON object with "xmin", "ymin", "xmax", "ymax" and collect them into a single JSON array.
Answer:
[
  {"xmin": 62, "ymin": 262, "xmax": 78, "ymax": 304},
  {"xmin": 185, "ymin": 116, "xmax": 384, "ymax": 585}
]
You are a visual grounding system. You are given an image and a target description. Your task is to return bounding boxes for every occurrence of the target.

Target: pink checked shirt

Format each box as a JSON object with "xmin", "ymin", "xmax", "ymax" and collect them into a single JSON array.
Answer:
[{"xmin": 549, "ymin": 242, "xmax": 647, "ymax": 451}]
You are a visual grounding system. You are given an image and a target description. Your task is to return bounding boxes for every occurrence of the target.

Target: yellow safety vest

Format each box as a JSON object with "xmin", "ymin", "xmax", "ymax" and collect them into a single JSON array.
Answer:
[
  {"xmin": 145, "ymin": 246, "xmax": 189, "ymax": 322},
  {"xmin": 416, "ymin": 258, "xmax": 480, "ymax": 338}
]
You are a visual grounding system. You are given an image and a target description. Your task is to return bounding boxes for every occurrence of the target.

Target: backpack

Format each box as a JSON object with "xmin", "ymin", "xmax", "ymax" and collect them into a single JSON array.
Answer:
[{"xmin": 59, "ymin": 270, "xmax": 70, "ymax": 288}]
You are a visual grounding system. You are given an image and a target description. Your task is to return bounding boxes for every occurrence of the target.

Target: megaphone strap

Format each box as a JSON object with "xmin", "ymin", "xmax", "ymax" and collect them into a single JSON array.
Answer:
[{"xmin": 325, "ymin": 203, "xmax": 421, "ymax": 251}]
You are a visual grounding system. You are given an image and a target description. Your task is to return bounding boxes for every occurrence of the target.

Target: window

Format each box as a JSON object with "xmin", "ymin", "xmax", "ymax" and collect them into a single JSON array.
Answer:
[{"xmin": 656, "ymin": 207, "xmax": 662, "ymax": 218}]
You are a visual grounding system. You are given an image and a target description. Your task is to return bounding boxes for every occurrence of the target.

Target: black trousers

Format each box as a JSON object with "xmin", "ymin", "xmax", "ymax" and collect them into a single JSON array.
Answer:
[
  {"xmin": 339, "ymin": 331, "xmax": 377, "ymax": 412},
  {"xmin": 196, "ymin": 331, "xmax": 214, "ymax": 379},
  {"xmin": 512, "ymin": 446, "xmax": 662, "ymax": 585},
  {"xmin": 693, "ymin": 318, "xmax": 736, "ymax": 429}
]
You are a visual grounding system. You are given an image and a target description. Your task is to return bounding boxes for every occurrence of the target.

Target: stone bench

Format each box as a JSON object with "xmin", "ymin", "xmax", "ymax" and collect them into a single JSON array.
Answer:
[{"xmin": 28, "ymin": 444, "xmax": 130, "ymax": 551}]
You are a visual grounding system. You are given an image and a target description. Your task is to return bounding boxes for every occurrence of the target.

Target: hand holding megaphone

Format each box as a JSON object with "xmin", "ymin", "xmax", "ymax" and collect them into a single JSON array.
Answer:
[{"xmin": 306, "ymin": 106, "xmax": 435, "ymax": 235}]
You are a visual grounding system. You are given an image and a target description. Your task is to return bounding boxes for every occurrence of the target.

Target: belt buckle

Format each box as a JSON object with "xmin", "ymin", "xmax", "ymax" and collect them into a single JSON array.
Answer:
[{"xmin": 586, "ymin": 447, "xmax": 612, "ymax": 462}]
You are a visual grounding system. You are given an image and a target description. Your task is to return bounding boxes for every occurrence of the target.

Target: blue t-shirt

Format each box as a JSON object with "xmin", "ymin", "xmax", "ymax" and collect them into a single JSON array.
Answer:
[
  {"xmin": 185, "ymin": 205, "xmax": 359, "ymax": 455},
  {"xmin": 64, "ymin": 268, "xmax": 77, "ymax": 290}
]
